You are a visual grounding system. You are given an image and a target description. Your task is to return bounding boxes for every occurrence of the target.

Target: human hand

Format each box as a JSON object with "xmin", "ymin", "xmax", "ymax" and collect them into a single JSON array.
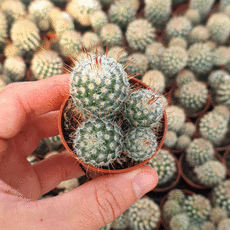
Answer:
[{"xmin": 0, "ymin": 74, "xmax": 158, "ymax": 230}]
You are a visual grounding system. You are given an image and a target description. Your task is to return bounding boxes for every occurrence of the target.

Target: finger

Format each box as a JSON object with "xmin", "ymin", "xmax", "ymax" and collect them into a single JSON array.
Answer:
[
  {"xmin": 33, "ymin": 151, "xmax": 85, "ymax": 196},
  {"xmin": 0, "ymin": 74, "xmax": 70, "ymax": 139},
  {"xmin": 16, "ymin": 166, "xmax": 158, "ymax": 230}
]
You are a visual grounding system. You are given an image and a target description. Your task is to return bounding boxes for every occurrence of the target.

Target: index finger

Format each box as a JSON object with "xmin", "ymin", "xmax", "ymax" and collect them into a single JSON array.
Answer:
[{"xmin": 0, "ymin": 74, "xmax": 70, "ymax": 139}]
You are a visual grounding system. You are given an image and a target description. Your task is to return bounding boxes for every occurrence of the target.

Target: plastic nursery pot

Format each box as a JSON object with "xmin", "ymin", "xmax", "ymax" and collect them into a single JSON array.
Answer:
[
  {"xmin": 179, "ymin": 152, "xmax": 224, "ymax": 190},
  {"xmin": 223, "ymin": 147, "xmax": 230, "ymax": 178},
  {"xmin": 152, "ymin": 151, "xmax": 181, "ymax": 192},
  {"xmin": 58, "ymin": 78, "xmax": 168, "ymax": 179},
  {"xmin": 159, "ymin": 189, "xmax": 195, "ymax": 230}
]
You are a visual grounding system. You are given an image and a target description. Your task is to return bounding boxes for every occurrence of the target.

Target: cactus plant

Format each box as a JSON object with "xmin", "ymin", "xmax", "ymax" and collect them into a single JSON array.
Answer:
[
  {"xmin": 57, "ymin": 178, "xmax": 79, "ymax": 194},
  {"xmin": 108, "ymin": 1, "xmax": 135, "ymax": 28},
  {"xmin": 214, "ymin": 46, "xmax": 230, "ymax": 66},
  {"xmin": 206, "ymin": 13, "xmax": 230, "ymax": 44},
  {"xmin": 144, "ymin": 0, "xmax": 171, "ymax": 26},
  {"xmin": 166, "ymin": 16, "xmax": 192, "ymax": 40},
  {"xmin": 215, "ymin": 78, "xmax": 230, "ymax": 107},
  {"xmin": 90, "ymin": 10, "xmax": 108, "ymax": 33},
  {"xmin": 126, "ymin": 19, "xmax": 156, "ymax": 51},
  {"xmin": 145, "ymin": 42, "xmax": 165, "ymax": 70},
  {"xmin": 160, "ymin": 46, "xmax": 188, "ymax": 77},
  {"xmin": 128, "ymin": 197, "xmax": 161, "ymax": 230},
  {"xmin": 82, "ymin": 32, "xmax": 100, "ymax": 51},
  {"xmin": 142, "ymin": 70, "xmax": 165, "ymax": 94},
  {"xmin": 177, "ymin": 81, "xmax": 208, "ymax": 113},
  {"xmin": 188, "ymin": 26, "xmax": 210, "ymax": 44},
  {"xmin": 0, "ymin": 12, "xmax": 8, "ymax": 52},
  {"xmin": 176, "ymin": 135, "xmax": 191, "ymax": 150},
  {"xmin": 3, "ymin": 56, "xmax": 26, "ymax": 82},
  {"xmin": 164, "ymin": 130, "xmax": 178, "ymax": 148},
  {"xmin": 184, "ymin": 9, "xmax": 201, "ymax": 25},
  {"xmin": 146, "ymin": 149, "xmax": 177, "ymax": 185},
  {"xmin": 107, "ymin": 46, "xmax": 128, "ymax": 66},
  {"xmin": 208, "ymin": 70, "xmax": 229, "ymax": 89},
  {"xmin": 201, "ymin": 221, "xmax": 215, "ymax": 230},
  {"xmin": 218, "ymin": 218, "xmax": 230, "ymax": 230},
  {"xmin": 183, "ymin": 194, "xmax": 211, "ymax": 222},
  {"xmin": 31, "ymin": 50, "xmax": 63, "ymax": 80},
  {"xmin": 197, "ymin": 160, "xmax": 226, "ymax": 187},
  {"xmin": 176, "ymin": 69, "xmax": 196, "ymax": 88},
  {"xmin": 4, "ymin": 43, "xmax": 22, "ymax": 58},
  {"xmin": 162, "ymin": 199, "xmax": 182, "ymax": 222},
  {"xmin": 186, "ymin": 138, "xmax": 215, "ymax": 167},
  {"xmin": 210, "ymin": 206, "xmax": 228, "ymax": 224},
  {"xmin": 167, "ymin": 189, "xmax": 186, "ymax": 205},
  {"xmin": 99, "ymin": 222, "xmax": 112, "ymax": 230},
  {"xmin": 111, "ymin": 210, "xmax": 129, "ymax": 230},
  {"xmin": 169, "ymin": 213, "xmax": 190, "ymax": 230},
  {"xmin": 178, "ymin": 122, "xmax": 196, "ymax": 137},
  {"xmin": 212, "ymin": 105, "xmax": 230, "ymax": 122},
  {"xmin": 187, "ymin": 42, "xmax": 214, "ymax": 74},
  {"xmin": 100, "ymin": 23, "xmax": 123, "ymax": 47},
  {"xmin": 168, "ymin": 37, "xmax": 187, "ymax": 49}
]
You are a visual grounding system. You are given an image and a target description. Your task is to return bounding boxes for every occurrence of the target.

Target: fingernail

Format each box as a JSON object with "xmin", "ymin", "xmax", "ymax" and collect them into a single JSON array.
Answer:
[{"xmin": 132, "ymin": 172, "xmax": 156, "ymax": 199}]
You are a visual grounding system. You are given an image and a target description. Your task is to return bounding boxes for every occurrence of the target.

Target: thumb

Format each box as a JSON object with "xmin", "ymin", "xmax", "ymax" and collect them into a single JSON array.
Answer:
[{"xmin": 15, "ymin": 166, "xmax": 158, "ymax": 230}]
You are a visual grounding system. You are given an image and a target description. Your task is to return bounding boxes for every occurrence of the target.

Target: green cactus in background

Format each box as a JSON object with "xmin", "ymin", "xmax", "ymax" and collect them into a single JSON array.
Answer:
[
  {"xmin": 177, "ymin": 81, "xmax": 208, "ymax": 112},
  {"xmin": 201, "ymin": 221, "xmax": 215, "ymax": 230},
  {"xmin": 218, "ymin": 218, "xmax": 230, "ymax": 230},
  {"xmin": 184, "ymin": 9, "xmax": 201, "ymax": 25},
  {"xmin": 99, "ymin": 222, "xmax": 112, "ymax": 230},
  {"xmin": 108, "ymin": 1, "xmax": 135, "ymax": 28},
  {"xmin": 73, "ymin": 117, "xmax": 124, "ymax": 167},
  {"xmin": 208, "ymin": 70, "xmax": 229, "ymax": 89},
  {"xmin": 82, "ymin": 32, "xmax": 100, "ymax": 51},
  {"xmin": 169, "ymin": 213, "xmax": 190, "ymax": 230},
  {"xmin": 3, "ymin": 56, "xmax": 26, "ymax": 82},
  {"xmin": 176, "ymin": 69, "xmax": 196, "ymax": 88},
  {"xmin": 126, "ymin": 19, "xmax": 156, "ymax": 51},
  {"xmin": 146, "ymin": 149, "xmax": 177, "ymax": 185},
  {"xmin": 142, "ymin": 70, "xmax": 165, "ymax": 94},
  {"xmin": 160, "ymin": 46, "xmax": 188, "ymax": 77},
  {"xmin": 128, "ymin": 197, "xmax": 161, "ymax": 230},
  {"xmin": 31, "ymin": 50, "xmax": 63, "ymax": 80},
  {"xmin": 167, "ymin": 189, "xmax": 186, "ymax": 205},
  {"xmin": 164, "ymin": 130, "xmax": 178, "ymax": 148},
  {"xmin": 168, "ymin": 37, "xmax": 187, "ymax": 49},
  {"xmin": 145, "ymin": 42, "xmax": 165, "ymax": 70},
  {"xmin": 57, "ymin": 178, "xmax": 79, "ymax": 194},
  {"xmin": 107, "ymin": 46, "xmax": 128, "ymax": 66},
  {"xmin": 166, "ymin": 105, "xmax": 186, "ymax": 132},
  {"xmin": 197, "ymin": 160, "xmax": 226, "ymax": 187},
  {"xmin": 189, "ymin": 26, "xmax": 210, "ymax": 44},
  {"xmin": 111, "ymin": 210, "xmax": 129, "ymax": 230},
  {"xmin": 214, "ymin": 46, "xmax": 230, "ymax": 66},
  {"xmin": 207, "ymin": 13, "xmax": 230, "ymax": 44},
  {"xmin": 100, "ymin": 23, "xmax": 123, "ymax": 47},
  {"xmin": 90, "ymin": 10, "xmax": 108, "ymax": 33},
  {"xmin": 144, "ymin": 0, "xmax": 171, "ymax": 26},
  {"xmin": 126, "ymin": 53, "xmax": 149, "ymax": 76},
  {"xmin": 213, "ymin": 105, "xmax": 230, "ymax": 122},
  {"xmin": 210, "ymin": 206, "xmax": 228, "ymax": 224},
  {"xmin": 4, "ymin": 42, "xmax": 23, "ymax": 58},
  {"xmin": 183, "ymin": 194, "xmax": 211, "ymax": 222},
  {"xmin": 0, "ymin": 12, "xmax": 8, "ymax": 53},
  {"xmin": 162, "ymin": 199, "xmax": 182, "ymax": 222},
  {"xmin": 186, "ymin": 138, "xmax": 215, "ymax": 167},
  {"xmin": 176, "ymin": 135, "xmax": 191, "ymax": 150},
  {"xmin": 178, "ymin": 122, "xmax": 196, "ymax": 137},
  {"xmin": 166, "ymin": 16, "xmax": 192, "ymax": 40},
  {"xmin": 199, "ymin": 111, "xmax": 228, "ymax": 146},
  {"xmin": 215, "ymin": 78, "xmax": 230, "ymax": 107}
]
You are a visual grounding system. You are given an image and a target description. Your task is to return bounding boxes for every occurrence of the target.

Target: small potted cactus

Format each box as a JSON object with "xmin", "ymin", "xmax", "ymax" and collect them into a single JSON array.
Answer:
[{"xmin": 58, "ymin": 50, "xmax": 167, "ymax": 179}]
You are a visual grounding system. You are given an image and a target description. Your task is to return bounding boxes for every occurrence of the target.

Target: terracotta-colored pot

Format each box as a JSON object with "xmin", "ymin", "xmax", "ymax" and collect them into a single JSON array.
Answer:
[
  {"xmin": 172, "ymin": 3, "xmax": 188, "ymax": 16},
  {"xmin": 179, "ymin": 152, "xmax": 224, "ymax": 189},
  {"xmin": 152, "ymin": 151, "xmax": 181, "ymax": 192},
  {"xmin": 160, "ymin": 189, "xmax": 195, "ymax": 230},
  {"xmin": 58, "ymin": 78, "xmax": 167, "ymax": 179},
  {"xmin": 223, "ymin": 147, "xmax": 230, "ymax": 178}
]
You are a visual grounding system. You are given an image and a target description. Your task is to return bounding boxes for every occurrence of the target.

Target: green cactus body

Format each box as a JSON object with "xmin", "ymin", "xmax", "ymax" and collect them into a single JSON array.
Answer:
[
  {"xmin": 100, "ymin": 23, "xmax": 123, "ymax": 47},
  {"xmin": 179, "ymin": 122, "xmax": 196, "ymax": 137},
  {"xmin": 178, "ymin": 81, "xmax": 208, "ymax": 112},
  {"xmin": 57, "ymin": 178, "xmax": 79, "ymax": 193},
  {"xmin": 188, "ymin": 43, "xmax": 214, "ymax": 74},
  {"xmin": 215, "ymin": 78, "xmax": 230, "ymax": 107},
  {"xmin": 128, "ymin": 197, "xmax": 160, "ymax": 230},
  {"xmin": 183, "ymin": 194, "xmax": 211, "ymax": 222},
  {"xmin": 146, "ymin": 149, "xmax": 177, "ymax": 185},
  {"xmin": 31, "ymin": 50, "xmax": 63, "ymax": 80},
  {"xmin": 99, "ymin": 222, "xmax": 112, "ymax": 230},
  {"xmin": 126, "ymin": 19, "xmax": 156, "ymax": 51},
  {"xmin": 10, "ymin": 19, "xmax": 41, "ymax": 56},
  {"xmin": 144, "ymin": 0, "xmax": 171, "ymax": 26},
  {"xmin": 164, "ymin": 130, "xmax": 178, "ymax": 148},
  {"xmin": 45, "ymin": 135, "xmax": 62, "ymax": 145},
  {"xmin": 111, "ymin": 210, "xmax": 129, "ymax": 230},
  {"xmin": 90, "ymin": 10, "xmax": 108, "ymax": 33},
  {"xmin": 201, "ymin": 221, "xmax": 215, "ymax": 230},
  {"xmin": 212, "ymin": 105, "xmax": 230, "ymax": 122},
  {"xmin": 0, "ymin": 12, "xmax": 8, "ymax": 52},
  {"xmin": 186, "ymin": 138, "xmax": 215, "ymax": 167},
  {"xmin": 126, "ymin": 53, "xmax": 148, "ymax": 76},
  {"xmin": 145, "ymin": 42, "xmax": 165, "ymax": 70},
  {"xmin": 59, "ymin": 30, "xmax": 82, "ymax": 57},
  {"xmin": 162, "ymin": 200, "xmax": 182, "ymax": 222},
  {"xmin": 220, "ymin": 0, "xmax": 230, "ymax": 11},
  {"xmin": 176, "ymin": 135, "xmax": 191, "ymax": 150},
  {"xmin": 70, "ymin": 54, "xmax": 130, "ymax": 117},
  {"xmin": 82, "ymin": 32, "xmax": 99, "ymax": 51},
  {"xmin": 28, "ymin": 0, "xmax": 54, "ymax": 31},
  {"xmin": 168, "ymin": 37, "xmax": 187, "ymax": 49},
  {"xmin": 107, "ymin": 46, "xmax": 128, "ymax": 66},
  {"xmin": 3, "ymin": 57, "xmax": 26, "ymax": 82},
  {"xmin": 207, "ymin": 13, "xmax": 230, "ymax": 44},
  {"xmin": 208, "ymin": 70, "xmax": 229, "ymax": 89},
  {"xmin": 189, "ymin": 26, "xmax": 210, "ymax": 44},
  {"xmin": 169, "ymin": 213, "xmax": 190, "ymax": 230},
  {"xmin": 142, "ymin": 70, "xmax": 165, "ymax": 94},
  {"xmin": 214, "ymin": 46, "xmax": 230, "ymax": 66},
  {"xmin": 166, "ymin": 16, "xmax": 192, "ymax": 40},
  {"xmin": 184, "ymin": 9, "xmax": 201, "ymax": 25},
  {"xmin": 4, "ymin": 43, "xmax": 22, "ymax": 58},
  {"xmin": 160, "ymin": 46, "xmax": 188, "ymax": 77},
  {"xmin": 218, "ymin": 218, "xmax": 230, "ymax": 230},
  {"xmin": 108, "ymin": 1, "xmax": 135, "ymax": 28},
  {"xmin": 199, "ymin": 112, "xmax": 228, "ymax": 146},
  {"xmin": 167, "ymin": 189, "xmax": 186, "ymax": 205},
  {"xmin": 176, "ymin": 69, "xmax": 196, "ymax": 88},
  {"xmin": 212, "ymin": 180, "xmax": 230, "ymax": 216},
  {"xmin": 125, "ymin": 88, "xmax": 163, "ymax": 127},
  {"xmin": 73, "ymin": 117, "xmax": 124, "ymax": 167},
  {"xmin": 125, "ymin": 127, "xmax": 158, "ymax": 162},
  {"xmin": 197, "ymin": 160, "xmax": 226, "ymax": 187},
  {"xmin": 165, "ymin": 105, "xmax": 186, "ymax": 132},
  {"xmin": 210, "ymin": 206, "xmax": 228, "ymax": 224}
]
